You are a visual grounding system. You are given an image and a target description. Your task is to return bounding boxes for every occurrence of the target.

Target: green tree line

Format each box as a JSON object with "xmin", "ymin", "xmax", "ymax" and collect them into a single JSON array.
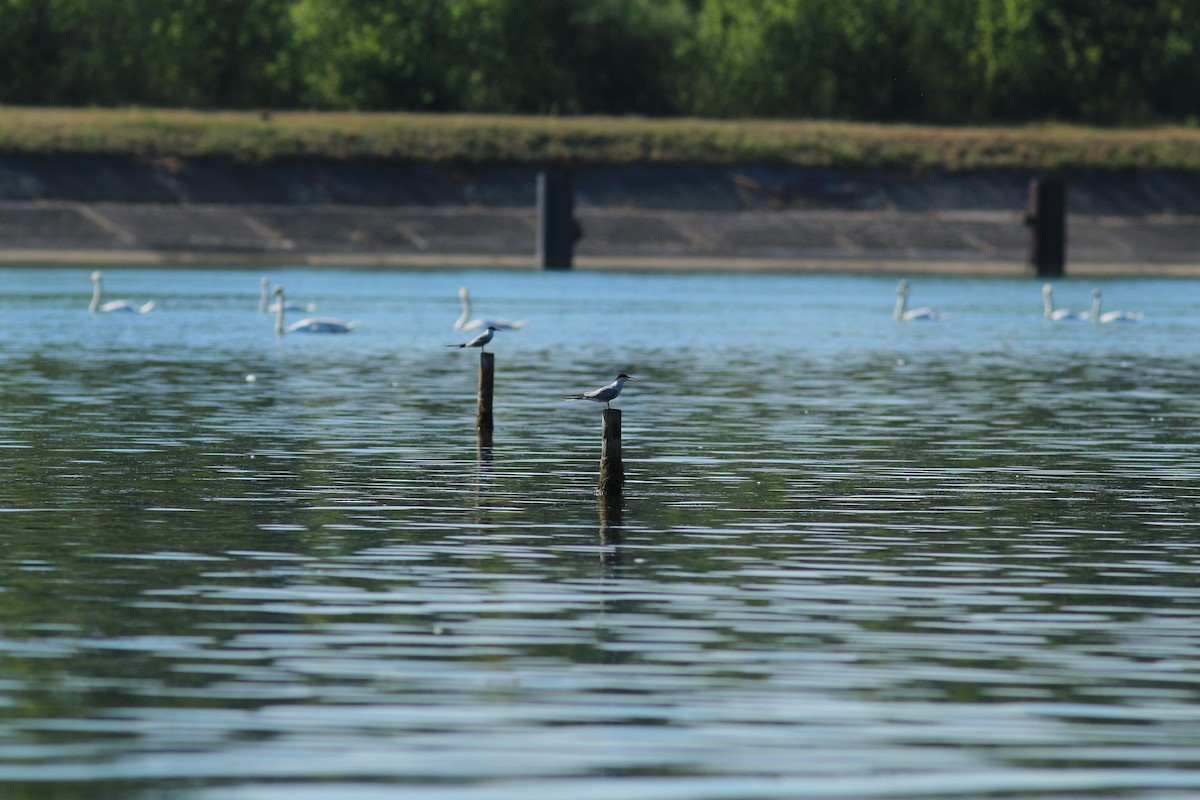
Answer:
[{"xmin": 1, "ymin": 0, "xmax": 1197, "ymax": 124}]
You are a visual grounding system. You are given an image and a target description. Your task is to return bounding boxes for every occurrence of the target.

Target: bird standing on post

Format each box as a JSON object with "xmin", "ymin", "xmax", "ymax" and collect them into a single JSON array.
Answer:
[
  {"xmin": 565, "ymin": 374, "xmax": 637, "ymax": 409},
  {"xmin": 448, "ymin": 325, "xmax": 499, "ymax": 352}
]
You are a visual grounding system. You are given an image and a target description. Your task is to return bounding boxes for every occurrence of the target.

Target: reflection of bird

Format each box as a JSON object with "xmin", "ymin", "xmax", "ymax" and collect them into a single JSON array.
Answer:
[
  {"xmin": 565, "ymin": 373, "xmax": 637, "ymax": 409},
  {"xmin": 893, "ymin": 279, "xmax": 944, "ymax": 321},
  {"xmin": 89, "ymin": 271, "xmax": 155, "ymax": 314},
  {"xmin": 455, "ymin": 286, "xmax": 526, "ymax": 331},
  {"xmin": 447, "ymin": 326, "xmax": 498, "ymax": 352},
  {"xmin": 260, "ymin": 277, "xmax": 315, "ymax": 313},
  {"xmin": 273, "ymin": 286, "xmax": 358, "ymax": 334},
  {"xmin": 1042, "ymin": 283, "xmax": 1085, "ymax": 321},
  {"xmin": 1089, "ymin": 289, "xmax": 1144, "ymax": 324}
]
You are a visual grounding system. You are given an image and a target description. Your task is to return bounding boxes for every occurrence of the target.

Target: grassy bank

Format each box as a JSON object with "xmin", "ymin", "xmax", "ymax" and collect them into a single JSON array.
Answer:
[{"xmin": 1, "ymin": 107, "xmax": 1199, "ymax": 171}]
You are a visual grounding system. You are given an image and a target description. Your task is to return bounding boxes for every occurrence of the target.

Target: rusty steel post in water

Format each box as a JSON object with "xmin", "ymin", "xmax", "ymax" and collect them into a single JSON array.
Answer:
[
  {"xmin": 1026, "ymin": 177, "xmax": 1066, "ymax": 278},
  {"xmin": 537, "ymin": 169, "xmax": 581, "ymax": 270}
]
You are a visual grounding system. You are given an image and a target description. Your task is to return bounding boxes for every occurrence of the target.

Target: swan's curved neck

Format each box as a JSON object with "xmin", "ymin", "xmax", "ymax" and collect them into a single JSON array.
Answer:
[
  {"xmin": 1042, "ymin": 291, "xmax": 1053, "ymax": 318},
  {"xmin": 275, "ymin": 294, "xmax": 285, "ymax": 335},
  {"xmin": 893, "ymin": 291, "xmax": 906, "ymax": 320},
  {"xmin": 89, "ymin": 279, "xmax": 101, "ymax": 313},
  {"xmin": 259, "ymin": 280, "xmax": 270, "ymax": 313},
  {"xmin": 1091, "ymin": 293, "xmax": 1102, "ymax": 321},
  {"xmin": 455, "ymin": 294, "xmax": 472, "ymax": 329}
]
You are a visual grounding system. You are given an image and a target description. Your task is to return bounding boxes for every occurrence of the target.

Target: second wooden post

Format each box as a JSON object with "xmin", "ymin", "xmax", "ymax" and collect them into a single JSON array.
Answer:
[
  {"xmin": 598, "ymin": 407, "xmax": 623, "ymax": 496},
  {"xmin": 477, "ymin": 352, "xmax": 494, "ymax": 434}
]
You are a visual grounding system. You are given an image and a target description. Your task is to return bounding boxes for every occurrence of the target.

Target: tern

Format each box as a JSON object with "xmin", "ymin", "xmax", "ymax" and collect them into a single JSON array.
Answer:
[
  {"xmin": 455, "ymin": 286, "xmax": 526, "ymax": 331},
  {"xmin": 260, "ymin": 277, "xmax": 316, "ymax": 313},
  {"xmin": 448, "ymin": 325, "xmax": 499, "ymax": 352},
  {"xmin": 893, "ymin": 279, "xmax": 944, "ymax": 322},
  {"xmin": 273, "ymin": 286, "xmax": 358, "ymax": 334},
  {"xmin": 89, "ymin": 271, "xmax": 155, "ymax": 314},
  {"xmin": 1089, "ymin": 289, "xmax": 1144, "ymax": 324},
  {"xmin": 565, "ymin": 373, "xmax": 637, "ymax": 409},
  {"xmin": 1042, "ymin": 283, "xmax": 1085, "ymax": 321}
]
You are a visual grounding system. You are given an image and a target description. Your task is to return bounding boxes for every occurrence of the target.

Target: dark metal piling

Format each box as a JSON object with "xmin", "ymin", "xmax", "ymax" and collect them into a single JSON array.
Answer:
[
  {"xmin": 537, "ymin": 169, "xmax": 581, "ymax": 270},
  {"xmin": 1026, "ymin": 176, "xmax": 1066, "ymax": 277}
]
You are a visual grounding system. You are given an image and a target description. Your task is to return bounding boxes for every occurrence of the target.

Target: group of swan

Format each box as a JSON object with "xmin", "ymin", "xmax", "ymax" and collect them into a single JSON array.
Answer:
[
  {"xmin": 90, "ymin": 274, "xmax": 527, "ymax": 339},
  {"xmin": 894, "ymin": 279, "xmax": 1143, "ymax": 324},
  {"xmin": 1042, "ymin": 283, "xmax": 1144, "ymax": 323}
]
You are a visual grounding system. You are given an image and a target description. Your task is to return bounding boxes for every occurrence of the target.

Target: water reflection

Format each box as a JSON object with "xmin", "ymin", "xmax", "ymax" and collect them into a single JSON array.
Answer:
[{"xmin": 0, "ymin": 268, "xmax": 1199, "ymax": 797}]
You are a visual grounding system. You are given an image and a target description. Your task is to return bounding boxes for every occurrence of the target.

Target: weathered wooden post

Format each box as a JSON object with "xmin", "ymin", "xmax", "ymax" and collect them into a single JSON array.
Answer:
[
  {"xmin": 598, "ymin": 407, "xmax": 623, "ymax": 497},
  {"xmin": 537, "ymin": 169, "xmax": 581, "ymax": 270},
  {"xmin": 1026, "ymin": 176, "xmax": 1066, "ymax": 277},
  {"xmin": 477, "ymin": 352, "xmax": 494, "ymax": 435}
]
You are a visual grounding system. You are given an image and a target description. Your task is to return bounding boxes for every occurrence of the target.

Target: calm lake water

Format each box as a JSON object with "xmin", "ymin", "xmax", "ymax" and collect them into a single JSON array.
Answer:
[{"xmin": 2, "ymin": 266, "xmax": 1200, "ymax": 799}]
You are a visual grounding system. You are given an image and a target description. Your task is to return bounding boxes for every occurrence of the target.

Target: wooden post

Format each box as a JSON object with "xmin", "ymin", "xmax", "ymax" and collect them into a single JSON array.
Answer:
[
  {"xmin": 477, "ymin": 351, "xmax": 494, "ymax": 435},
  {"xmin": 537, "ymin": 169, "xmax": 581, "ymax": 270},
  {"xmin": 598, "ymin": 407, "xmax": 623, "ymax": 496},
  {"xmin": 1026, "ymin": 177, "xmax": 1066, "ymax": 277}
]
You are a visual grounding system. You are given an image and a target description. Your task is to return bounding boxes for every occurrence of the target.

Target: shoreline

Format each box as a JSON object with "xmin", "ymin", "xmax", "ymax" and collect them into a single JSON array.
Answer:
[
  {"xmin": 5, "ymin": 249, "xmax": 1200, "ymax": 277},
  {"xmin": 1, "ymin": 155, "xmax": 1197, "ymax": 275}
]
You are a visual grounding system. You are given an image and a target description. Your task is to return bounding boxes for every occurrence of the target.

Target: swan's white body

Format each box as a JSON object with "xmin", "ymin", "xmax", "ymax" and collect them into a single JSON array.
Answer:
[
  {"xmin": 89, "ymin": 271, "xmax": 154, "ymax": 314},
  {"xmin": 1090, "ymin": 289, "xmax": 1144, "ymax": 324},
  {"xmin": 1042, "ymin": 283, "xmax": 1085, "ymax": 321},
  {"xmin": 565, "ymin": 374, "xmax": 637, "ymax": 409},
  {"xmin": 455, "ymin": 286, "xmax": 526, "ymax": 331},
  {"xmin": 273, "ymin": 286, "xmax": 357, "ymax": 334},
  {"xmin": 259, "ymin": 277, "xmax": 316, "ymax": 313},
  {"xmin": 893, "ymin": 280, "xmax": 944, "ymax": 322},
  {"xmin": 448, "ymin": 326, "xmax": 498, "ymax": 352}
]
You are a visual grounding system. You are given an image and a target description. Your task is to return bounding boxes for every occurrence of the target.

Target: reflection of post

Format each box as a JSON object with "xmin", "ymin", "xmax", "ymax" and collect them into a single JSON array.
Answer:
[
  {"xmin": 598, "ymin": 407, "xmax": 623, "ymax": 497},
  {"xmin": 477, "ymin": 426, "xmax": 493, "ymax": 464},
  {"xmin": 477, "ymin": 351, "xmax": 494, "ymax": 435},
  {"xmin": 1026, "ymin": 176, "xmax": 1066, "ymax": 277},
  {"xmin": 599, "ymin": 494, "xmax": 622, "ymax": 545},
  {"xmin": 598, "ymin": 493, "xmax": 622, "ymax": 569}
]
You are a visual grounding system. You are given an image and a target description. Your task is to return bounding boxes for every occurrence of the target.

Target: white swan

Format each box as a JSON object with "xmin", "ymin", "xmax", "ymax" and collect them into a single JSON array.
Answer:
[
  {"xmin": 259, "ymin": 276, "xmax": 316, "ymax": 313},
  {"xmin": 454, "ymin": 286, "xmax": 526, "ymax": 331},
  {"xmin": 89, "ymin": 271, "xmax": 155, "ymax": 314},
  {"xmin": 273, "ymin": 286, "xmax": 358, "ymax": 334},
  {"xmin": 1089, "ymin": 289, "xmax": 1144, "ymax": 324},
  {"xmin": 1042, "ymin": 283, "xmax": 1085, "ymax": 321},
  {"xmin": 893, "ymin": 279, "xmax": 945, "ymax": 321}
]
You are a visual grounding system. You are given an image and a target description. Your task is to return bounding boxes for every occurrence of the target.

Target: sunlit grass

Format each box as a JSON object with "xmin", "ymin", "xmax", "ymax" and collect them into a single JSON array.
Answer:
[{"xmin": 1, "ymin": 107, "xmax": 1198, "ymax": 170}]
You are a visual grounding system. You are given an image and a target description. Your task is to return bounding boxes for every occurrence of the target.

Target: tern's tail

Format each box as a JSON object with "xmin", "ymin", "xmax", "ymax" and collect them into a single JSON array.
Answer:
[
  {"xmin": 446, "ymin": 344, "xmax": 467, "ymax": 349},
  {"xmin": 563, "ymin": 393, "xmax": 585, "ymax": 400}
]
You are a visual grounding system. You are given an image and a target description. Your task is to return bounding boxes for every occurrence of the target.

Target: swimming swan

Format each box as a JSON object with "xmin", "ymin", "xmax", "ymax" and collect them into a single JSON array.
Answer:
[
  {"xmin": 89, "ymin": 271, "xmax": 155, "ymax": 314},
  {"xmin": 893, "ymin": 279, "xmax": 945, "ymax": 322},
  {"xmin": 273, "ymin": 286, "xmax": 358, "ymax": 334},
  {"xmin": 259, "ymin": 277, "xmax": 316, "ymax": 313},
  {"xmin": 1089, "ymin": 289, "xmax": 1144, "ymax": 324},
  {"xmin": 454, "ymin": 286, "xmax": 526, "ymax": 331},
  {"xmin": 1041, "ymin": 283, "xmax": 1085, "ymax": 321}
]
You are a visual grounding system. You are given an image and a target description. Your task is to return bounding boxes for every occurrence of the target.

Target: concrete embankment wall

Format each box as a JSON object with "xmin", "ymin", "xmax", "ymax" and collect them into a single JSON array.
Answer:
[{"xmin": 0, "ymin": 155, "xmax": 1197, "ymax": 273}]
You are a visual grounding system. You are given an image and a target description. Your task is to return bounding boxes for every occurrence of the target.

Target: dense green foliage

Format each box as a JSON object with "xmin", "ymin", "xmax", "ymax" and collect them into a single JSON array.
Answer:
[{"xmin": 1, "ymin": 0, "xmax": 1197, "ymax": 124}]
